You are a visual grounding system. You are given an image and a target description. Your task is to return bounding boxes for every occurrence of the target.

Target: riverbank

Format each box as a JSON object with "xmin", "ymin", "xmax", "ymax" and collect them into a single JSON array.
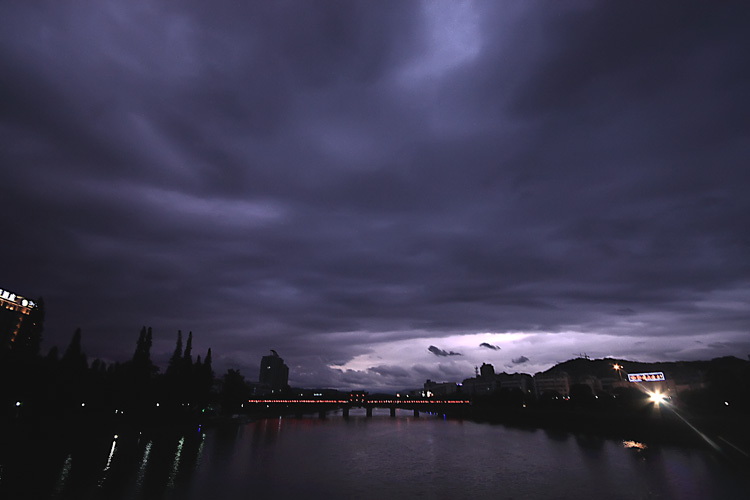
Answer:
[
  {"xmin": 467, "ymin": 403, "xmax": 750, "ymax": 464},
  {"xmin": 3, "ymin": 400, "xmax": 748, "ymax": 466}
]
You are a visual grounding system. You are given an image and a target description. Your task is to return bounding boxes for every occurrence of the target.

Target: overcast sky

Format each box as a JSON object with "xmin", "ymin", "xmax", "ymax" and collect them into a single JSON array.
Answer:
[{"xmin": 2, "ymin": 1, "xmax": 749, "ymax": 391}]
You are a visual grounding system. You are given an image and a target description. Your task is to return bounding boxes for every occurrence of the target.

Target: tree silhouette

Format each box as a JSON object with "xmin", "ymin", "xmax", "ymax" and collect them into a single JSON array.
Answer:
[
  {"xmin": 133, "ymin": 326, "xmax": 147, "ymax": 365},
  {"xmin": 167, "ymin": 330, "xmax": 183, "ymax": 378},
  {"xmin": 50, "ymin": 328, "xmax": 90, "ymax": 414},
  {"xmin": 204, "ymin": 348, "xmax": 212, "ymax": 372},
  {"xmin": 61, "ymin": 328, "xmax": 87, "ymax": 375},
  {"xmin": 183, "ymin": 331, "xmax": 193, "ymax": 367},
  {"xmin": 221, "ymin": 369, "xmax": 248, "ymax": 415},
  {"xmin": 194, "ymin": 348, "xmax": 214, "ymax": 409}
]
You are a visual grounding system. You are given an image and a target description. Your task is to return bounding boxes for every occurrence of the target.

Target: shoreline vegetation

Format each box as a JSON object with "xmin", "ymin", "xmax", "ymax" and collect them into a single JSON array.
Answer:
[{"xmin": 3, "ymin": 394, "xmax": 748, "ymax": 466}]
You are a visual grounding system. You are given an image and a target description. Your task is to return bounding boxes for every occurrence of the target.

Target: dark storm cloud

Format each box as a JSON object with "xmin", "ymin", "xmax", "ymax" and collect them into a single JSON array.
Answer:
[
  {"xmin": 428, "ymin": 346, "xmax": 462, "ymax": 357},
  {"xmin": 2, "ymin": 1, "xmax": 749, "ymax": 390},
  {"xmin": 479, "ymin": 343, "xmax": 500, "ymax": 351},
  {"xmin": 512, "ymin": 356, "xmax": 530, "ymax": 365}
]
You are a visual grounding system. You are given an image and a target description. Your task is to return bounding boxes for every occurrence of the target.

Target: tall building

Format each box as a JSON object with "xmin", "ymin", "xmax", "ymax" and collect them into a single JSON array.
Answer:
[
  {"xmin": 1, "ymin": 286, "xmax": 41, "ymax": 353},
  {"xmin": 534, "ymin": 372, "xmax": 571, "ymax": 397},
  {"xmin": 258, "ymin": 350, "xmax": 289, "ymax": 393}
]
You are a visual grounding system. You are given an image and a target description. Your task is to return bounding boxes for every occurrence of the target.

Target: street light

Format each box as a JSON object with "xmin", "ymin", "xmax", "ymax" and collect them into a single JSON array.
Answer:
[
  {"xmin": 613, "ymin": 364, "xmax": 623, "ymax": 381},
  {"xmin": 648, "ymin": 391, "xmax": 667, "ymax": 405}
]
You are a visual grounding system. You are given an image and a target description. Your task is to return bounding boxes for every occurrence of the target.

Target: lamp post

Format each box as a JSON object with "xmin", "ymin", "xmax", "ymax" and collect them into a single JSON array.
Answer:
[{"xmin": 613, "ymin": 364, "xmax": 623, "ymax": 381}]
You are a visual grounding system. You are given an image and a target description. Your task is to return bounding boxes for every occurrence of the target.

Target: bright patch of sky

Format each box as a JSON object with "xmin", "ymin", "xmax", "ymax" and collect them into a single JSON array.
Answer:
[
  {"xmin": 324, "ymin": 329, "xmax": 750, "ymax": 391},
  {"xmin": 398, "ymin": 0, "xmax": 481, "ymax": 83}
]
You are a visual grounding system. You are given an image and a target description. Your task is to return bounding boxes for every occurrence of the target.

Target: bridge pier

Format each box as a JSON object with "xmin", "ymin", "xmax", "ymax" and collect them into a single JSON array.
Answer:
[
  {"xmin": 342, "ymin": 407, "xmax": 349, "ymax": 419},
  {"xmin": 390, "ymin": 407, "xmax": 396, "ymax": 417},
  {"xmin": 366, "ymin": 406, "xmax": 373, "ymax": 418},
  {"xmin": 413, "ymin": 409, "xmax": 420, "ymax": 417}
]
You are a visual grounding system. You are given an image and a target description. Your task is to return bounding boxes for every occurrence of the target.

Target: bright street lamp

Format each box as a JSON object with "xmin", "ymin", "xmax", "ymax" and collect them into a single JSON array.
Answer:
[{"xmin": 648, "ymin": 392, "xmax": 667, "ymax": 405}]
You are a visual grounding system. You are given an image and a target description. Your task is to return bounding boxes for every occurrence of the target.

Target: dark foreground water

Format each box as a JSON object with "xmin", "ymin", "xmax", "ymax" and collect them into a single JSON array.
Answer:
[{"xmin": 1, "ymin": 408, "xmax": 747, "ymax": 500}]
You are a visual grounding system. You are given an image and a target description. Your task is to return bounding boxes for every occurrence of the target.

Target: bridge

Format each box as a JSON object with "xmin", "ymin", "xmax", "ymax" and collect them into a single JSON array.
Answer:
[{"xmin": 247, "ymin": 397, "xmax": 471, "ymax": 418}]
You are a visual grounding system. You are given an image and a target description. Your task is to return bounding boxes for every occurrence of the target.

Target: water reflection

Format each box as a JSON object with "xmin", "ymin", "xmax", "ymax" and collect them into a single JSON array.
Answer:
[
  {"xmin": 52, "ymin": 454, "xmax": 72, "ymax": 497},
  {"xmin": 166, "ymin": 436, "xmax": 184, "ymax": 489},
  {"xmin": 543, "ymin": 428, "xmax": 570, "ymax": 441},
  {"xmin": 623, "ymin": 440, "xmax": 648, "ymax": 451},
  {"xmin": 575, "ymin": 434, "xmax": 605, "ymax": 451},
  {"xmin": 133, "ymin": 440, "xmax": 151, "ymax": 496},
  {"xmin": 0, "ymin": 415, "xmax": 747, "ymax": 499},
  {"xmin": 98, "ymin": 435, "xmax": 118, "ymax": 487}
]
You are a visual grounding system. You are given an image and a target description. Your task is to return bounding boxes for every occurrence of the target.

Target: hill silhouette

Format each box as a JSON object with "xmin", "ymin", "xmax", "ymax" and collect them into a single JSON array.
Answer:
[{"xmin": 538, "ymin": 355, "xmax": 749, "ymax": 385}]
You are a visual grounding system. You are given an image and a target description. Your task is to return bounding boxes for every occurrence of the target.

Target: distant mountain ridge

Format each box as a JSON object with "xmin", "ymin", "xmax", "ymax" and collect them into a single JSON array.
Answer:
[{"xmin": 538, "ymin": 355, "xmax": 749, "ymax": 384}]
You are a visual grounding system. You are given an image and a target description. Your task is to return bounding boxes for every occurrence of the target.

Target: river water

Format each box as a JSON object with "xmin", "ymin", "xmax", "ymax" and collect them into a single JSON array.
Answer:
[{"xmin": 1, "ymin": 408, "xmax": 747, "ymax": 499}]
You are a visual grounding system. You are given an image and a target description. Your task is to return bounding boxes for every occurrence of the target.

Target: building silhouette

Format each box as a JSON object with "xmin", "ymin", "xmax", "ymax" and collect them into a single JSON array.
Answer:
[
  {"xmin": 534, "ymin": 372, "xmax": 571, "ymax": 397},
  {"xmin": 258, "ymin": 350, "xmax": 289, "ymax": 393},
  {"xmin": 1, "ymin": 286, "xmax": 40, "ymax": 352},
  {"xmin": 461, "ymin": 363, "xmax": 534, "ymax": 396}
]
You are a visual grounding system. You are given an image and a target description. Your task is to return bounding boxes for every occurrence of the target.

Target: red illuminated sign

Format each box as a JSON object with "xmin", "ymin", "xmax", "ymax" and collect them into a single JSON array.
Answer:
[{"xmin": 628, "ymin": 372, "xmax": 665, "ymax": 382}]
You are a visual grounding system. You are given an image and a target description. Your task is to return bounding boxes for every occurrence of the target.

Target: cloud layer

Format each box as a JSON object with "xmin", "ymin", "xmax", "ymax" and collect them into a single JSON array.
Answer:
[{"xmin": 2, "ymin": 1, "xmax": 749, "ymax": 390}]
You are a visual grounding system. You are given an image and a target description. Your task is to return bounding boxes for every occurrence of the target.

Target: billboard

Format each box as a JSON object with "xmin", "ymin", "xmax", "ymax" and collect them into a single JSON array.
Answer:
[
  {"xmin": 628, "ymin": 372, "xmax": 665, "ymax": 382},
  {"xmin": 0, "ymin": 287, "xmax": 36, "ymax": 309}
]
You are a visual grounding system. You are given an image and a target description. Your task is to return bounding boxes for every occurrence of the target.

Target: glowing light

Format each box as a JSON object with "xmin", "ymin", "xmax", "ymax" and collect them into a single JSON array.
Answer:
[
  {"xmin": 628, "ymin": 372, "xmax": 665, "ymax": 382},
  {"xmin": 99, "ymin": 437, "xmax": 118, "ymax": 486},
  {"xmin": 648, "ymin": 392, "xmax": 667, "ymax": 404},
  {"xmin": 15, "ymin": 401, "xmax": 21, "ymax": 407},
  {"xmin": 622, "ymin": 440, "xmax": 647, "ymax": 450},
  {"xmin": 0, "ymin": 287, "xmax": 35, "ymax": 308}
]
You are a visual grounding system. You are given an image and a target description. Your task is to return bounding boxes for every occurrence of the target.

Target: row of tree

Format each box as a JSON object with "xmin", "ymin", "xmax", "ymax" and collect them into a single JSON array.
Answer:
[{"xmin": 0, "ymin": 324, "xmax": 249, "ymax": 423}]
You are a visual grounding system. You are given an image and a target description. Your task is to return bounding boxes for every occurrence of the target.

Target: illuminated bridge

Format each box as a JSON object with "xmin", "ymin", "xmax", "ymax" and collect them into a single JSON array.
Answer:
[{"xmin": 247, "ymin": 398, "xmax": 471, "ymax": 418}]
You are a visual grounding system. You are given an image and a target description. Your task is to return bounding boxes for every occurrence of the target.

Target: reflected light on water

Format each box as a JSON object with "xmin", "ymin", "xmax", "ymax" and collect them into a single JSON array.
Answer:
[
  {"xmin": 622, "ymin": 440, "xmax": 647, "ymax": 450},
  {"xmin": 98, "ymin": 435, "xmax": 118, "ymax": 487},
  {"xmin": 3, "ymin": 414, "xmax": 747, "ymax": 499},
  {"xmin": 167, "ymin": 437, "xmax": 185, "ymax": 489},
  {"xmin": 135, "ymin": 441, "xmax": 152, "ymax": 491},
  {"xmin": 53, "ymin": 454, "xmax": 73, "ymax": 496},
  {"xmin": 195, "ymin": 433, "xmax": 206, "ymax": 472}
]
